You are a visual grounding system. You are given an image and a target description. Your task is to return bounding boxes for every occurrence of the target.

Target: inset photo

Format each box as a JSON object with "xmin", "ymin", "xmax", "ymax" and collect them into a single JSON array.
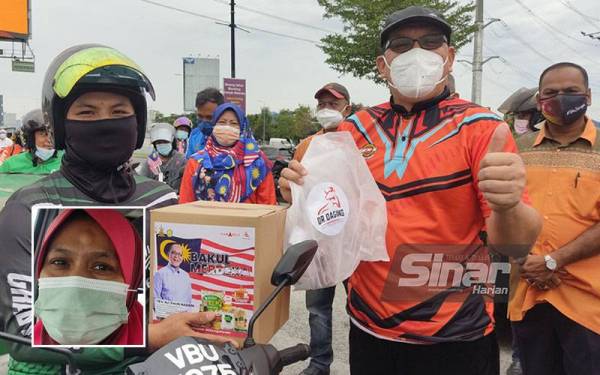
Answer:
[{"xmin": 31, "ymin": 207, "xmax": 145, "ymax": 347}]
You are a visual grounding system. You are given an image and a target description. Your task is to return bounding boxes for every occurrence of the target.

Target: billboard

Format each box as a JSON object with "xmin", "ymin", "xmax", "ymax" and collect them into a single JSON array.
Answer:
[
  {"xmin": 223, "ymin": 78, "xmax": 246, "ymax": 113},
  {"xmin": 0, "ymin": 0, "xmax": 30, "ymax": 41},
  {"xmin": 183, "ymin": 57, "xmax": 220, "ymax": 112}
]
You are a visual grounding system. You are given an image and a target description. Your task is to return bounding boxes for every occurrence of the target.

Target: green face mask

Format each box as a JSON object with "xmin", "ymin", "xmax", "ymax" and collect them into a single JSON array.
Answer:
[{"xmin": 34, "ymin": 276, "xmax": 130, "ymax": 345}]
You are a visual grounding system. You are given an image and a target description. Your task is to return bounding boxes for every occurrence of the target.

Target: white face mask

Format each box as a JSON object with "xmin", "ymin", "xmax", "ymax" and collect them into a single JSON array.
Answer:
[
  {"xmin": 0, "ymin": 133, "xmax": 6, "ymax": 140},
  {"xmin": 316, "ymin": 108, "xmax": 344, "ymax": 130},
  {"xmin": 384, "ymin": 48, "xmax": 447, "ymax": 100},
  {"xmin": 513, "ymin": 119, "xmax": 530, "ymax": 135}
]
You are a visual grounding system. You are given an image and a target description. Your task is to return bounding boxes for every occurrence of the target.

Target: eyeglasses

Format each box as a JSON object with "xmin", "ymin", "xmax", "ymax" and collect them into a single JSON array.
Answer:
[{"xmin": 385, "ymin": 34, "xmax": 447, "ymax": 54}]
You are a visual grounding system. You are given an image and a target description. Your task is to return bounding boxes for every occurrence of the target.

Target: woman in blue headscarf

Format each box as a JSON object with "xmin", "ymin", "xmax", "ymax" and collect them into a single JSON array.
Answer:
[{"xmin": 179, "ymin": 103, "xmax": 276, "ymax": 204}]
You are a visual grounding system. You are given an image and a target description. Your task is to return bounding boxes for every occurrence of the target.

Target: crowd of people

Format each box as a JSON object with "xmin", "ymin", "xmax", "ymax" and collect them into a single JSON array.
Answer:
[{"xmin": 0, "ymin": 4, "xmax": 598, "ymax": 375}]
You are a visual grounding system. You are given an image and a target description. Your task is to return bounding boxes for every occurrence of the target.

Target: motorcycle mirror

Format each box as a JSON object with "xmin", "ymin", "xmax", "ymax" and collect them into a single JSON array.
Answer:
[
  {"xmin": 270, "ymin": 240, "xmax": 318, "ymax": 286},
  {"xmin": 244, "ymin": 240, "xmax": 318, "ymax": 348}
]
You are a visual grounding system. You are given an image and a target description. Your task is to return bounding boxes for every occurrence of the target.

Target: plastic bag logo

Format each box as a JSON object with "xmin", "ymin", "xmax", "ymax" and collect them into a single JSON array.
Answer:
[
  {"xmin": 306, "ymin": 182, "xmax": 350, "ymax": 236},
  {"xmin": 359, "ymin": 143, "xmax": 377, "ymax": 159}
]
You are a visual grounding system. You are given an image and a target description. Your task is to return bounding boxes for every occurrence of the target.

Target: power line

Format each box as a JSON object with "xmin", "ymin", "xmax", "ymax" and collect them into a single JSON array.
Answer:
[
  {"xmin": 140, "ymin": 0, "xmax": 223, "ymax": 22},
  {"xmin": 513, "ymin": 0, "xmax": 598, "ymax": 50},
  {"xmin": 485, "ymin": 76, "xmax": 514, "ymax": 93},
  {"xmin": 558, "ymin": 0, "xmax": 600, "ymax": 29},
  {"xmin": 139, "ymin": 0, "xmax": 321, "ymax": 45},
  {"xmin": 483, "ymin": 44, "xmax": 538, "ymax": 83},
  {"xmin": 498, "ymin": 56, "xmax": 537, "ymax": 82},
  {"xmin": 495, "ymin": 19, "xmax": 553, "ymax": 63},
  {"xmin": 210, "ymin": 0, "xmax": 338, "ymax": 34},
  {"xmin": 240, "ymin": 24, "xmax": 321, "ymax": 45},
  {"xmin": 457, "ymin": 60, "xmax": 512, "ymax": 93}
]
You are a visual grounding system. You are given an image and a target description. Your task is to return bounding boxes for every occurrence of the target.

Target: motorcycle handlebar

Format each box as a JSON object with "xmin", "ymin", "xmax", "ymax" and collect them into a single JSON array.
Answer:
[{"xmin": 278, "ymin": 344, "xmax": 311, "ymax": 367}]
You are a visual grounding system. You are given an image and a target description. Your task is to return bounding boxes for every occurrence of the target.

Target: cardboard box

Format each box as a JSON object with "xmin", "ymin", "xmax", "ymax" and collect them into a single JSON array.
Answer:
[{"xmin": 149, "ymin": 201, "xmax": 289, "ymax": 345}]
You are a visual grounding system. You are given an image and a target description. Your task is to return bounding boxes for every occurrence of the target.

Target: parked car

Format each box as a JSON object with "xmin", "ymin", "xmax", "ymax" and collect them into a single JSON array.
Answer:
[
  {"xmin": 268, "ymin": 137, "xmax": 294, "ymax": 150},
  {"xmin": 261, "ymin": 145, "xmax": 293, "ymax": 202}
]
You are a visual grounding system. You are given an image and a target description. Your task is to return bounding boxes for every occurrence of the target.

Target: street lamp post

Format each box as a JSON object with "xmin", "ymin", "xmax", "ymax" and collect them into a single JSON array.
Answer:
[{"xmin": 258, "ymin": 100, "xmax": 267, "ymax": 143}]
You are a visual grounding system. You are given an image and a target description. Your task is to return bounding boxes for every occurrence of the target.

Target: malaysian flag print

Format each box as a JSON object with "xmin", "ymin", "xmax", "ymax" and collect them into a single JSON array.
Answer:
[
  {"xmin": 155, "ymin": 233, "xmax": 255, "ymax": 311},
  {"xmin": 190, "ymin": 238, "xmax": 255, "ymax": 310},
  {"xmin": 147, "ymin": 149, "xmax": 162, "ymax": 176}
]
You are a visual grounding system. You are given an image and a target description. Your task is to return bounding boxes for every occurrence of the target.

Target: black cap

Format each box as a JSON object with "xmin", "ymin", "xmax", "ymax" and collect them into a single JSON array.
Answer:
[
  {"xmin": 380, "ymin": 6, "xmax": 452, "ymax": 49},
  {"xmin": 314, "ymin": 82, "xmax": 350, "ymax": 102}
]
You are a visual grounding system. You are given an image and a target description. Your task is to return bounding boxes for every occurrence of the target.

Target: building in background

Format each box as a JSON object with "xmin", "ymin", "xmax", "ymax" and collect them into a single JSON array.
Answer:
[
  {"xmin": 3, "ymin": 113, "xmax": 17, "ymax": 130},
  {"xmin": 182, "ymin": 57, "xmax": 220, "ymax": 112}
]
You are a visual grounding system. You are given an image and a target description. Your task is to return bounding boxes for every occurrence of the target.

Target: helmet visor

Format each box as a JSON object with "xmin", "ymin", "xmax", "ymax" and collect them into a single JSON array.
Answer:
[{"xmin": 53, "ymin": 46, "xmax": 155, "ymax": 100}]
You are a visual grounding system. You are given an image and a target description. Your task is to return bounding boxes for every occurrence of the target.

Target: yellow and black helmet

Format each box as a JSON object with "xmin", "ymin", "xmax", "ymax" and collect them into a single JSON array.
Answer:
[{"xmin": 42, "ymin": 44, "xmax": 155, "ymax": 150}]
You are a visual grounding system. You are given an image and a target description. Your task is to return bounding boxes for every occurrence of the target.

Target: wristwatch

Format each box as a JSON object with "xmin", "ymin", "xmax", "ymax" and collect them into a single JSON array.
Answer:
[{"xmin": 544, "ymin": 255, "xmax": 558, "ymax": 271}]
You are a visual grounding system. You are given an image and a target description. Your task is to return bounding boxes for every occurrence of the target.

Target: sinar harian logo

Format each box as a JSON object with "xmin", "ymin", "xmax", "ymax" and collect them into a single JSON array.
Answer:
[{"xmin": 307, "ymin": 182, "xmax": 350, "ymax": 236}]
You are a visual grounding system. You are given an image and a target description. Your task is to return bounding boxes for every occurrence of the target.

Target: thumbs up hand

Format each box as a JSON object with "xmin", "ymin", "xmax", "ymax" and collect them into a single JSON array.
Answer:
[{"xmin": 478, "ymin": 123, "xmax": 526, "ymax": 213}]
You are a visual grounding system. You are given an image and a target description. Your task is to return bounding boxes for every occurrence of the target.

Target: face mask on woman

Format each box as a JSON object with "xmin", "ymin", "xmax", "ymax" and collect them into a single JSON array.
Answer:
[
  {"xmin": 212, "ymin": 125, "xmax": 240, "ymax": 147},
  {"xmin": 513, "ymin": 119, "xmax": 530, "ymax": 135},
  {"xmin": 155, "ymin": 143, "xmax": 172, "ymax": 156},
  {"xmin": 35, "ymin": 147, "xmax": 56, "ymax": 161},
  {"xmin": 176, "ymin": 129, "xmax": 189, "ymax": 140},
  {"xmin": 34, "ymin": 276, "xmax": 131, "ymax": 345}
]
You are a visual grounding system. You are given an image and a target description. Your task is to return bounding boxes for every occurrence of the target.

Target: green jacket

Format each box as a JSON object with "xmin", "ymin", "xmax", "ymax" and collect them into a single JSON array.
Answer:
[
  {"xmin": 0, "ymin": 152, "xmax": 63, "ymax": 175},
  {"xmin": 7, "ymin": 351, "xmax": 143, "ymax": 375},
  {"xmin": 0, "ymin": 172, "xmax": 178, "ymax": 374}
]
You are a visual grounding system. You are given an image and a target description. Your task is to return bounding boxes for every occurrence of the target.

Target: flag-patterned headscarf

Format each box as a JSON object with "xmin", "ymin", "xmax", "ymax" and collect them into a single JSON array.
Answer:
[{"xmin": 191, "ymin": 103, "xmax": 271, "ymax": 202}]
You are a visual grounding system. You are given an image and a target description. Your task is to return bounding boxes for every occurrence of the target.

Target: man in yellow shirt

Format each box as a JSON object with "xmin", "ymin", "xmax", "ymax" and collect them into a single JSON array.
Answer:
[{"xmin": 509, "ymin": 62, "xmax": 600, "ymax": 375}]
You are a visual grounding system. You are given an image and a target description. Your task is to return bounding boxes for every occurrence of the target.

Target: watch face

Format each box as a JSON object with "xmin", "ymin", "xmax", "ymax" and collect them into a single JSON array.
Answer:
[{"xmin": 546, "ymin": 256, "xmax": 557, "ymax": 270}]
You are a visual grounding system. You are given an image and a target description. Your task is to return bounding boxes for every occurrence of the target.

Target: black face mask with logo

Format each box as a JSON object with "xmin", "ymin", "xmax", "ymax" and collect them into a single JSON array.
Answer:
[
  {"xmin": 61, "ymin": 116, "xmax": 138, "ymax": 203},
  {"xmin": 540, "ymin": 94, "xmax": 588, "ymax": 126}
]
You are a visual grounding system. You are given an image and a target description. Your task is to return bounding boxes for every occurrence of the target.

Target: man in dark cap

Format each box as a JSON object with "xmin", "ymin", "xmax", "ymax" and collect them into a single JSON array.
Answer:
[{"xmin": 280, "ymin": 6, "xmax": 541, "ymax": 374}]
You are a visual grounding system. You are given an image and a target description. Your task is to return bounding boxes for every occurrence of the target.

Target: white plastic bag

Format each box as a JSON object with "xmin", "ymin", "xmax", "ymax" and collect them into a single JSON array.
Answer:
[{"xmin": 285, "ymin": 131, "xmax": 388, "ymax": 290}]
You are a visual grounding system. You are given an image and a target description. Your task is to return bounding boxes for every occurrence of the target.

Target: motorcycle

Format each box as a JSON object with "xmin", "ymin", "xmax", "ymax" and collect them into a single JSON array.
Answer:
[{"xmin": 0, "ymin": 240, "xmax": 318, "ymax": 375}]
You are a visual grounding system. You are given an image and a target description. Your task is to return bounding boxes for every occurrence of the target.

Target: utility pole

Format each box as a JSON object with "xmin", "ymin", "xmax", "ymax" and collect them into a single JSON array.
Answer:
[
  {"xmin": 471, "ymin": 0, "xmax": 484, "ymax": 104},
  {"xmin": 262, "ymin": 107, "xmax": 266, "ymax": 142},
  {"xmin": 217, "ymin": 1, "xmax": 247, "ymax": 77},
  {"xmin": 470, "ymin": 0, "xmax": 499, "ymax": 104},
  {"xmin": 230, "ymin": 0, "xmax": 236, "ymax": 78}
]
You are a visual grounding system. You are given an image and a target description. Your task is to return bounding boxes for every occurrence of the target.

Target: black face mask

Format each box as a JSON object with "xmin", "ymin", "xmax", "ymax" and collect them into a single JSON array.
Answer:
[
  {"xmin": 61, "ymin": 116, "xmax": 138, "ymax": 203},
  {"xmin": 529, "ymin": 111, "xmax": 545, "ymax": 130},
  {"xmin": 64, "ymin": 116, "xmax": 137, "ymax": 171},
  {"xmin": 540, "ymin": 94, "xmax": 588, "ymax": 126}
]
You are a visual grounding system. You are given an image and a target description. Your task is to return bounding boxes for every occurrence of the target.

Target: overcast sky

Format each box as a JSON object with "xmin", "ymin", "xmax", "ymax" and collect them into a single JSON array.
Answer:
[{"xmin": 1, "ymin": 0, "xmax": 599, "ymax": 121}]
